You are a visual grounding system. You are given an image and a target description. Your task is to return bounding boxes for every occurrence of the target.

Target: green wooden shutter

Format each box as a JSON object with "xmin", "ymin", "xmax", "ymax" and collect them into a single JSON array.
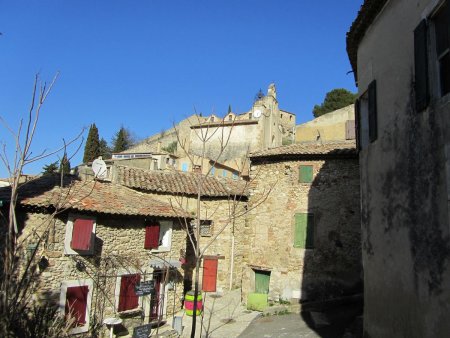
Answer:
[
  {"xmin": 368, "ymin": 80, "xmax": 378, "ymax": 143},
  {"xmin": 294, "ymin": 213, "xmax": 314, "ymax": 249},
  {"xmin": 255, "ymin": 270, "xmax": 270, "ymax": 294},
  {"xmin": 299, "ymin": 165, "xmax": 313, "ymax": 183},
  {"xmin": 414, "ymin": 19, "xmax": 429, "ymax": 111}
]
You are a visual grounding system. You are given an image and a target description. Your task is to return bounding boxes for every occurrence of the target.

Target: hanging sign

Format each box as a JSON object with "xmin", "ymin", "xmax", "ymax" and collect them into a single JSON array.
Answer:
[
  {"xmin": 132, "ymin": 323, "xmax": 152, "ymax": 338},
  {"xmin": 134, "ymin": 280, "xmax": 155, "ymax": 296}
]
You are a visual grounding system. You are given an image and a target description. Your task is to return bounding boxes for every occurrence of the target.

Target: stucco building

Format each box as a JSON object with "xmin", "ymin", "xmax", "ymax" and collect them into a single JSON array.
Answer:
[
  {"xmin": 347, "ymin": 0, "xmax": 450, "ymax": 336},
  {"xmin": 242, "ymin": 142, "xmax": 361, "ymax": 305}
]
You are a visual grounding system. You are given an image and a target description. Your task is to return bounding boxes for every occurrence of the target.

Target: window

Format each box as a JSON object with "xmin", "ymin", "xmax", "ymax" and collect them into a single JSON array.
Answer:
[
  {"xmin": 414, "ymin": 1, "xmax": 450, "ymax": 111},
  {"xmin": 222, "ymin": 170, "xmax": 227, "ymax": 178},
  {"xmin": 181, "ymin": 163, "xmax": 188, "ymax": 172},
  {"xmin": 210, "ymin": 166, "xmax": 215, "ymax": 176},
  {"xmin": 298, "ymin": 165, "xmax": 313, "ymax": 183},
  {"xmin": 144, "ymin": 221, "xmax": 172, "ymax": 252},
  {"xmin": 210, "ymin": 116, "xmax": 215, "ymax": 122},
  {"xmin": 59, "ymin": 279, "xmax": 93, "ymax": 334},
  {"xmin": 232, "ymin": 172, "xmax": 238, "ymax": 180},
  {"xmin": 356, "ymin": 80, "xmax": 377, "ymax": 150},
  {"xmin": 345, "ymin": 120, "xmax": 356, "ymax": 140},
  {"xmin": 200, "ymin": 220, "xmax": 212, "ymax": 237},
  {"xmin": 117, "ymin": 274, "xmax": 141, "ymax": 312},
  {"xmin": 249, "ymin": 113, "xmax": 253, "ymax": 119},
  {"xmin": 434, "ymin": 1, "xmax": 450, "ymax": 96},
  {"xmin": 64, "ymin": 215, "xmax": 96, "ymax": 255},
  {"xmin": 294, "ymin": 213, "xmax": 314, "ymax": 249},
  {"xmin": 228, "ymin": 115, "xmax": 233, "ymax": 121}
]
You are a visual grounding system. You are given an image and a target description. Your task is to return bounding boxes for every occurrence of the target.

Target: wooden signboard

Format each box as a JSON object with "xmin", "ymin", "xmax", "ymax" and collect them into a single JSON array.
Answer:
[
  {"xmin": 132, "ymin": 323, "xmax": 152, "ymax": 338},
  {"xmin": 134, "ymin": 280, "xmax": 155, "ymax": 296}
]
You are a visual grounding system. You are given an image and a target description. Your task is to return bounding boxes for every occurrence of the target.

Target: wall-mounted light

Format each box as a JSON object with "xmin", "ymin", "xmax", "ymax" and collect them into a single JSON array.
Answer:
[{"xmin": 76, "ymin": 261, "xmax": 86, "ymax": 272}]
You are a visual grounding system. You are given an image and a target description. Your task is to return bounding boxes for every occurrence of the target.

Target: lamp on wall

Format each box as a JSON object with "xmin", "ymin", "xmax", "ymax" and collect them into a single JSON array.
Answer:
[{"xmin": 76, "ymin": 260, "xmax": 86, "ymax": 272}]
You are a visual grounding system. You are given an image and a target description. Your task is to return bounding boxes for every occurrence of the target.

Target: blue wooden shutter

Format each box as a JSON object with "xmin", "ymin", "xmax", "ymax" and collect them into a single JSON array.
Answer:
[{"xmin": 414, "ymin": 19, "xmax": 430, "ymax": 111}]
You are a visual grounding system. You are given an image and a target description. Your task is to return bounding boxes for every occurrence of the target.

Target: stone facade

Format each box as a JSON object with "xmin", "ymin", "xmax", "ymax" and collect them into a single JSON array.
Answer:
[
  {"xmin": 242, "ymin": 143, "xmax": 361, "ymax": 303},
  {"xmin": 16, "ymin": 210, "xmax": 186, "ymax": 337}
]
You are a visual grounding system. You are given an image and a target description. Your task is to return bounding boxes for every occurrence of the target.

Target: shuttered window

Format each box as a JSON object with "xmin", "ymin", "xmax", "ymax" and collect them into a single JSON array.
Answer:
[
  {"xmin": 345, "ymin": 120, "xmax": 356, "ymax": 140},
  {"xmin": 118, "ymin": 274, "xmax": 141, "ymax": 312},
  {"xmin": 414, "ymin": 19, "xmax": 430, "ymax": 111},
  {"xmin": 65, "ymin": 285, "xmax": 89, "ymax": 327},
  {"xmin": 71, "ymin": 219, "xmax": 94, "ymax": 251},
  {"xmin": 294, "ymin": 213, "xmax": 314, "ymax": 249},
  {"xmin": 434, "ymin": 1, "xmax": 450, "ymax": 96},
  {"xmin": 368, "ymin": 80, "xmax": 378, "ymax": 143},
  {"xmin": 145, "ymin": 223, "xmax": 160, "ymax": 249},
  {"xmin": 355, "ymin": 99, "xmax": 361, "ymax": 151},
  {"xmin": 299, "ymin": 165, "xmax": 313, "ymax": 183}
]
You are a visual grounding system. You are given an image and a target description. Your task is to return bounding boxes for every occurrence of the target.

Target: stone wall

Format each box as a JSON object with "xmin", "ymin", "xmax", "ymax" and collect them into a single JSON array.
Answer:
[
  {"xmin": 17, "ymin": 211, "xmax": 185, "ymax": 337},
  {"xmin": 143, "ymin": 192, "xmax": 249, "ymax": 292},
  {"xmin": 243, "ymin": 156, "xmax": 361, "ymax": 303}
]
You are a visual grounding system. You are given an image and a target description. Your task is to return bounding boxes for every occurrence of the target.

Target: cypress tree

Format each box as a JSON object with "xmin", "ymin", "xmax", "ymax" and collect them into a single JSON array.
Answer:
[
  {"xmin": 59, "ymin": 153, "xmax": 71, "ymax": 175},
  {"xmin": 111, "ymin": 126, "xmax": 132, "ymax": 153},
  {"xmin": 83, "ymin": 124, "xmax": 100, "ymax": 163}
]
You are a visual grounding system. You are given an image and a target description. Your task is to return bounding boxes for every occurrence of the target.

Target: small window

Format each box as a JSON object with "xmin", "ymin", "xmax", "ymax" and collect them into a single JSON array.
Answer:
[
  {"xmin": 232, "ymin": 172, "xmax": 238, "ymax": 180},
  {"xmin": 59, "ymin": 279, "xmax": 93, "ymax": 334},
  {"xmin": 294, "ymin": 213, "xmax": 314, "ymax": 249},
  {"xmin": 299, "ymin": 165, "xmax": 313, "ymax": 183},
  {"xmin": 434, "ymin": 1, "xmax": 450, "ymax": 96},
  {"xmin": 229, "ymin": 115, "xmax": 233, "ymax": 121},
  {"xmin": 211, "ymin": 116, "xmax": 215, "ymax": 122},
  {"xmin": 280, "ymin": 113, "xmax": 283, "ymax": 119},
  {"xmin": 249, "ymin": 113, "xmax": 253, "ymax": 119},
  {"xmin": 64, "ymin": 215, "xmax": 96, "ymax": 255},
  {"xmin": 210, "ymin": 166, "xmax": 215, "ymax": 176},
  {"xmin": 356, "ymin": 80, "xmax": 377, "ymax": 150},
  {"xmin": 181, "ymin": 163, "xmax": 188, "ymax": 172},
  {"xmin": 222, "ymin": 170, "xmax": 227, "ymax": 178},
  {"xmin": 200, "ymin": 220, "xmax": 212, "ymax": 237},
  {"xmin": 145, "ymin": 221, "xmax": 172, "ymax": 252},
  {"xmin": 117, "ymin": 274, "xmax": 141, "ymax": 312}
]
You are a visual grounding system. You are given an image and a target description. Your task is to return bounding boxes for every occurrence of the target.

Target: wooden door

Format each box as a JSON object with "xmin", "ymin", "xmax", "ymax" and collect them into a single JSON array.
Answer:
[
  {"xmin": 255, "ymin": 270, "xmax": 270, "ymax": 294},
  {"xmin": 202, "ymin": 258, "xmax": 218, "ymax": 292},
  {"xmin": 150, "ymin": 270, "xmax": 163, "ymax": 320}
]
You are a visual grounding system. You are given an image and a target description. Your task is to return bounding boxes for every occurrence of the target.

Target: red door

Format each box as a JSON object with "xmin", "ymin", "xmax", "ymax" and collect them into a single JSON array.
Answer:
[{"xmin": 202, "ymin": 258, "xmax": 218, "ymax": 292}]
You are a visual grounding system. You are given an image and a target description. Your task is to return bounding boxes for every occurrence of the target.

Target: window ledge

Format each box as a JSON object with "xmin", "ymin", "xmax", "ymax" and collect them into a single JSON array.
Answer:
[
  {"xmin": 118, "ymin": 307, "xmax": 143, "ymax": 317},
  {"xmin": 151, "ymin": 247, "xmax": 171, "ymax": 253}
]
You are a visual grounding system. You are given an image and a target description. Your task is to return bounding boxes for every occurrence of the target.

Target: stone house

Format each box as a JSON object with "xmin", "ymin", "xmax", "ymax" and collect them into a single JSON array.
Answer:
[
  {"xmin": 295, "ymin": 104, "xmax": 356, "ymax": 143},
  {"xmin": 112, "ymin": 165, "xmax": 249, "ymax": 293},
  {"xmin": 347, "ymin": 0, "xmax": 450, "ymax": 336},
  {"xmin": 242, "ymin": 141, "xmax": 361, "ymax": 305},
  {"xmin": 0, "ymin": 175, "xmax": 190, "ymax": 336},
  {"xmin": 123, "ymin": 84, "xmax": 296, "ymax": 164}
]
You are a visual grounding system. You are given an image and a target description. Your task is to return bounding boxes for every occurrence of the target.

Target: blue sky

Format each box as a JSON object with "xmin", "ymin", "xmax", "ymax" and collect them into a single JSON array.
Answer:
[{"xmin": 0, "ymin": 1, "xmax": 361, "ymax": 177}]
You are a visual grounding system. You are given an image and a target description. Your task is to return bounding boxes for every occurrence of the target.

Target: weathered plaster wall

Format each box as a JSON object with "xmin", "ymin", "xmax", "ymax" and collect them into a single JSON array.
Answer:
[
  {"xmin": 356, "ymin": 0, "xmax": 450, "ymax": 336},
  {"xmin": 243, "ymin": 157, "xmax": 361, "ymax": 302}
]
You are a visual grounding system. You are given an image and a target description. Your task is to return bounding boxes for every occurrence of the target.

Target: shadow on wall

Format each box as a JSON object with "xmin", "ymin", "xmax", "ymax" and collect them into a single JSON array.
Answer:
[{"xmin": 299, "ymin": 158, "xmax": 363, "ymax": 337}]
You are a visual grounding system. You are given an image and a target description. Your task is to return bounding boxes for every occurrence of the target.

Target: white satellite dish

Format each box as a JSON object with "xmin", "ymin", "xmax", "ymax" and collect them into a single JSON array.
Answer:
[
  {"xmin": 254, "ymin": 109, "xmax": 262, "ymax": 118},
  {"xmin": 92, "ymin": 158, "xmax": 107, "ymax": 179}
]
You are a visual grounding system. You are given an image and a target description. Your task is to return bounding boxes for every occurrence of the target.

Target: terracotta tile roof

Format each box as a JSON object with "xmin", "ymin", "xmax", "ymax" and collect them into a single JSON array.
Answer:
[
  {"xmin": 115, "ymin": 165, "xmax": 248, "ymax": 197},
  {"xmin": 347, "ymin": 0, "xmax": 389, "ymax": 80},
  {"xmin": 249, "ymin": 141, "xmax": 357, "ymax": 160},
  {"xmin": 0, "ymin": 175, "xmax": 189, "ymax": 218}
]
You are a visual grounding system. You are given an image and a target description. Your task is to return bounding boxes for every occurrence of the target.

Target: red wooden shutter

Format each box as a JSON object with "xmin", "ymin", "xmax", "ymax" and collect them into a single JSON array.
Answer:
[
  {"xmin": 71, "ymin": 219, "xmax": 94, "ymax": 251},
  {"xmin": 118, "ymin": 274, "xmax": 141, "ymax": 312},
  {"xmin": 202, "ymin": 258, "xmax": 218, "ymax": 292},
  {"xmin": 144, "ymin": 224, "xmax": 160, "ymax": 249},
  {"xmin": 65, "ymin": 285, "xmax": 89, "ymax": 326}
]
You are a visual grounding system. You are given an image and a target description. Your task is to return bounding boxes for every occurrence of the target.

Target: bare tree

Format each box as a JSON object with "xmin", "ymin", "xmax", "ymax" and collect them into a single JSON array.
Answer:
[
  {"xmin": 0, "ymin": 74, "xmax": 85, "ymax": 337},
  {"xmin": 170, "ymin": 113, "xmax": 274, "ymax": 338}
]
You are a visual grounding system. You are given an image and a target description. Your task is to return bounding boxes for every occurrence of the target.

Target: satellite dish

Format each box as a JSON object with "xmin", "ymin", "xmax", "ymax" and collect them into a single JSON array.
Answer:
[
  {"xmin": 254, "ymin": 109, "xmax": 262, "ymax": 118},
  {"xmin": 92, "ymin": 158, "xmax": 107, "ymax": 179}
]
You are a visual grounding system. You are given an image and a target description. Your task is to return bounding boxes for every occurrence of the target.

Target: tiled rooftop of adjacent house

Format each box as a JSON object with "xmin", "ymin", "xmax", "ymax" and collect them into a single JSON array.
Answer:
[
  {"xmin": 115, "ymin": 165, "xmax": 248, "ymax": 197},
  {"xmin": 0, "ymin": 175, "xmax": 189, "ymax": 218},
  {"xmin": 249, "ymin": 141, "xmax": 357, "ymax": 159}
]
